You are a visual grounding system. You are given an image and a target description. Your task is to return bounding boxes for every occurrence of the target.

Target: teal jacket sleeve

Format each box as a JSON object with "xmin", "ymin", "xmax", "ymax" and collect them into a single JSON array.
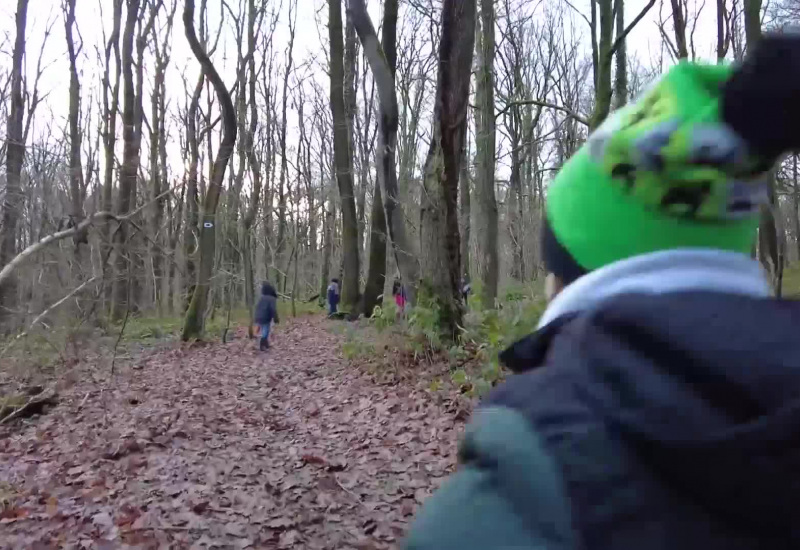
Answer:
[{"xmin": 404, "ymin": 407, "xmax": 575, "ymax": 550}]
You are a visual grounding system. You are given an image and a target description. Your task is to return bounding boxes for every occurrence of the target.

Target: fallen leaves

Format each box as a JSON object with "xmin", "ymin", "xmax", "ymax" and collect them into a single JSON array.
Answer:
[{"xmin": 0, "ymin": 318, "xmax": 467, "ymax": 548}]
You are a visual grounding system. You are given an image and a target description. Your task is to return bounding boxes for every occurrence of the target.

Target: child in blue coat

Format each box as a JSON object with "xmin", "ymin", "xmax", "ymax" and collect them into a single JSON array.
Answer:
[{"xmin": 254, "ymin": 281, "xmax": 279, "ymax": 351}]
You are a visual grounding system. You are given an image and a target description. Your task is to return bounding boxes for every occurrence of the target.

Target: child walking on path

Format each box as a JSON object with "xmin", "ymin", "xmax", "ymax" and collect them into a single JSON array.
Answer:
[{"xmin": 254, "ymin": 281, "xmax": 279, "ymax": 351}]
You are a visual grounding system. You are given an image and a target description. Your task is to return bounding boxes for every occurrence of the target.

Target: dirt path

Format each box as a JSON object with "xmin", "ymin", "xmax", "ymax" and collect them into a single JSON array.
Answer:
[{"xmin": 0, "ymin": 317, "xmax": 464, "ymax": 549}]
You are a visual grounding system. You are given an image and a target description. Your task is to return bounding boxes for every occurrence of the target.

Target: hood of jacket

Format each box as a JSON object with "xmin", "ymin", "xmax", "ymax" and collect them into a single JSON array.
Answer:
[
  {"xmin": 501, "ymin": 250, "xmax": 800, "ymax": 540},
  {"xmin": 261, "ymin": 282, "xmax": 277, "ymax": 297}
]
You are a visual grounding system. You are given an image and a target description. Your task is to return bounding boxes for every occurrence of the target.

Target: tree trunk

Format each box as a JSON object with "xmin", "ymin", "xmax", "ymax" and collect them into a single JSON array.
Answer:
[
  {"xmin": 591, "ymin": 0, "xmax": 655, "ymax": 128},
  {"xmin": 361, "ymin": 180, "xmax": 386, "ymax": 317},
  {"xmin": 0, "ymin": 0, "xmax": 29, "ymax": 330},
  {"xmin": 344, "ymin": 17, "xmax": 360, "ymax": 256},
  {"xmin": 274, "ymin": 1, "xmax": 297, "ymax": 289},
  {"xmin": 475, "ymin": 0, "xmax": 498, "ymax": 307},
  {"xmin": 592, "ymin": 0, "xmax": 615, "ymax": 129},
  {"xmin": 329, "ymin": 0, "xmax": 361, "ymax": 314},
  {"xmin": 717, "ymin": 0, "xmax": 729, "ymax": 61},
  {"xmin": 150, "ymin": 14, "xmax": 173, "ymax": 315},
  {"xmin": 320, "ymin": 197, "xmax": 334, "ymax": 307},
  {"xmin": 508, "ymin": 121, "xmax": 524, "ymax": 281},
  {"xmin": 65, "ymin": 0, "xmax": 86, "ymax": 246},
  {"xmin": 759, "ymin": 178, "xmax": 783, "ymax": 296},
  {"xmin": 243, "ymin": 0, "xmax": 263, "ymax": 338},
  {"xmin": 743, "ymin": 0, "xmax": 761, "ymax": 48},
  {"xmin": 419, "ymin": 0, "xmax": 475, "ymax": 339},
  {"xmin": 459, "ymin": 144, "xmax": 471, "ymax": 280},
  {"xmin": 670, "ymin": 0, "xmax": 690, "ymax": 59},
  {"xmin": 184, "ymin": 73, "xmax": 203, "ymax": 310},
  {"xmin": 614, "ymin": 0, "xmax": 629, "ymax": 108},
  {"xmin": 112, "ymin": 0, "xmax": 141, "ymax": 321},
  {"xmin": 348, "ymin": 0, "xmax": 419, "ymax": 306},
  {"xmin": 127, "ymin": 0, "xmax": 160, "ymax": 312},
  {"xmin": 318, "ymin": 126, "xmax": 333, "ymax": 306},
  {"xmin": 102, "ymin": 0, "xmax": 123, "ymax": 314},
  {"xmin": 743, "ymin": 0, "xmax": 782, "ymax": 294},
  {"xmin": 182, "ymin": 0, "xmax": 238, "ymax": 340}
]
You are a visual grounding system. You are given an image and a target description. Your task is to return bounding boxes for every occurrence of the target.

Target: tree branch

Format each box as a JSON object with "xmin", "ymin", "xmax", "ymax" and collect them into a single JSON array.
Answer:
[
  {"xmin": 610, "ymin": 0, "xmax": 657, "ymax": 56},
  {"xmin": 0, "ymin": 181, "xmax": 184, "ymax": 288},
  {"xmin": 494, "ymin": 99, "xmax": 589, "ymax": 127}
]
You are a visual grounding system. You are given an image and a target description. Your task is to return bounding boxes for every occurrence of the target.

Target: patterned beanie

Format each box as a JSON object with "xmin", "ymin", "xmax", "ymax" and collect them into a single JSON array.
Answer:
[{"xmin": 543, "ymin": 33, "xmax": 800, "ymax": 284}]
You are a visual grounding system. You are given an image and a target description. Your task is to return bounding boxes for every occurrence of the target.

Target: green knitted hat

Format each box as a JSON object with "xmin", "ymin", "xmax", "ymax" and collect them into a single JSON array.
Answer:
[{"xmin": 543, "ymin": 62, "xmax": 772, "ymax": 283}]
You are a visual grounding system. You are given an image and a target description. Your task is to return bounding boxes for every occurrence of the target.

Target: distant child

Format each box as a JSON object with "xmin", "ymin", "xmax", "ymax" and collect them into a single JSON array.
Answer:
[
  {"xmin": 327, "ymin": 278, "xmax": 340, "ymax": 316},
  {"xmin": 461, "ymin": 276, "xmax": 471, "ymax": 307},
  {"xmin": 254, "ymin": 281, "xmax": 279, "ymax": 351},
  {"xmin": 392, "ymin": 280, "xmax": 407, "ymax": 315}
]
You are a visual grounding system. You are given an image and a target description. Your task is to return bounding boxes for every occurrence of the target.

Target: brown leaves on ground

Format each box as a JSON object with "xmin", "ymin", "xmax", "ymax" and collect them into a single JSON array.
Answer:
[{"xmin": 0, "ymin": 317, "xmax": 467, "ymax": 549}]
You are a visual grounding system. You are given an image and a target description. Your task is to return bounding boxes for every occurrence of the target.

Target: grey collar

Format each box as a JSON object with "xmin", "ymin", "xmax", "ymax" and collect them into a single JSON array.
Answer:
[{"xmin": 538, "ymin": 249, "xmax": 771, "ymax": 329}]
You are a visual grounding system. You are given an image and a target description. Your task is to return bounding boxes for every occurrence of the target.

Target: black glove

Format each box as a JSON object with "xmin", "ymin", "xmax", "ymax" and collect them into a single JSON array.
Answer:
[{"xmin": 722, "ymin": 30, "xmax": 800, "ymax": 161}]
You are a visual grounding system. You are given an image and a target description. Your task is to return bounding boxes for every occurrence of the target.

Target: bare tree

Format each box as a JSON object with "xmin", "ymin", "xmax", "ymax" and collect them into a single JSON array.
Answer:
[
  {"xmin": 149, "ymin": 0, "xmax": 177, "ymax": 314},
  {"xmin": 182, "ymin": 0, "xmax": 238, "ymax": 339},
  {"xmin": 348, "ymin": 0, "xmax": 421, "ymax": 312},
  {"xmin": 344, "ymin": 14, "xmax": 362, "ymax": 253},
  {"xmin": 274, "ymin": 0, "xmax": 297, "ymax": 290},
  {"xmin": 64, "ymin": 0, "xmax": 87, "ymax": 245},
  {"xmin": 590, "ymin": 0, "xmax": 656, "ymax": 128},
  {"xmin": 329, "ymin": 0, "xmax": 361, "ymax": 314},
  {"xmin": 113, "ymin": 0, "xmax": 162, "ymax": 319},
  {"xmin": 475, "ymin": 0, "xmax": 498, "ymax": 305},
  {"xmin": 111, "ymin": 0, "xmax": 140, "ymax": 321},
  {"xmin": 419, "ymin": 0, "xmax": 476, "ymax": 338},
  {"xmin": 0, "ymin": 0, "xmax": 30, "ymax": 330},
  {"xmin": 243, "ymin": 0, "xmax": 270, "ymax": 337},
  {"xmin": 100, "ymin": 0, "xmax": 124, "ymax": 311}
]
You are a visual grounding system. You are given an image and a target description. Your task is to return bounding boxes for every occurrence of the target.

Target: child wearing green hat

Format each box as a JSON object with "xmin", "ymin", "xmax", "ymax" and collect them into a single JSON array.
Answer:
[{"xmin": 405, "ymin": 32, "xmax": 800, "ymax": 550}]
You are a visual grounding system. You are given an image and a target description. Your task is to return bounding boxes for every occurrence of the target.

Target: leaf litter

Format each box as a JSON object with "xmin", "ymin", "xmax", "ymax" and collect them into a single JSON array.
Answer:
[{"xmin": 0, "ymin": 317, "xmax": 466, "ymax": 549}]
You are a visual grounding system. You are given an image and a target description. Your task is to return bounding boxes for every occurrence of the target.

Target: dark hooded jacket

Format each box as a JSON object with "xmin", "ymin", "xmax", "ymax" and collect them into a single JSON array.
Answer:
[
  {"xmin": 405, "ymin": 291, "xmax": 800, "ymax": 550},
  {"xmin": 254, "ymin": 282, "xmax": 279, "ymax": 325}
]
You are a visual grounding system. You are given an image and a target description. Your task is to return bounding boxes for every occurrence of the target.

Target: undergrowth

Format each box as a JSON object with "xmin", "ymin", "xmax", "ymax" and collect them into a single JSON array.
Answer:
[{"xmin": 338, "ymin": 282, "xmax": 547, "ymax": 398}]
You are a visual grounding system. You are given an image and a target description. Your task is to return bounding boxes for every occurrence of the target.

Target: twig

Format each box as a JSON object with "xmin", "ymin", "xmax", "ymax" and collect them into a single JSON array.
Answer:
[
  {"xmin": 0, "ymin": 391, "xmax": 58, "ymax": 425},
  {"xmin": 610, "ymin": 0, "xmax": 657, "ymax": 55},
  {"xmin": 493, "ymin": 99, "xmax": 589, "ymax": 127},
  {"xmin": 334, "ymin": 474, "xmax": 372, "ymax": 510},
  {"xmin": 0, "ymin": 276, "xmax": 98, "ymax": 359}
]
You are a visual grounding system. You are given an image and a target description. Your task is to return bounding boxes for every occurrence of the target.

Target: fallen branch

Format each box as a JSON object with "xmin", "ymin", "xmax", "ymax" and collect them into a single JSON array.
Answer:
[
  {"xmin": 0, "ymin": 276, "xmax": 98, "ymax": 359},
  {"xmin": 0, "ymin": 181, "xmax": 184, "ymax": 289},
  {"xmin": 0, "ymin": 390, "xmax": 58, "ymax": 425}
]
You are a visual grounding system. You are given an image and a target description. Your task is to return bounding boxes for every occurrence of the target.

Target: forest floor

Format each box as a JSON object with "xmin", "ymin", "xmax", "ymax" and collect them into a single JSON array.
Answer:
[{"xmin": 0, "ymin": 316, "xmax": 469, "ymax": 549}]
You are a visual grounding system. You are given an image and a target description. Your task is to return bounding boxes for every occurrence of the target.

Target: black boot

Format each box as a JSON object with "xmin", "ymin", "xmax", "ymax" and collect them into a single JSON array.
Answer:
[{"xmin": 259, "ymin": 337, "xmax": 269, "ymax": 351}]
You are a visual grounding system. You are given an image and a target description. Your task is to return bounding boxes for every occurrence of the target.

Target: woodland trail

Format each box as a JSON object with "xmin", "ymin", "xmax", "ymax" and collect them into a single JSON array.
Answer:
[{"xmin": 0, "ymin": 317, "xmax": 464, "ymax": 549}]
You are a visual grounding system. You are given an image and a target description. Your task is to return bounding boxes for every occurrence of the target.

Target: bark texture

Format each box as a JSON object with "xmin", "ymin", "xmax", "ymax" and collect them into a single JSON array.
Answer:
[
  {"xmin": 328, "ymin": 0, "xmax": 361, "ymax": 314},
  {"xmin": 182, "ymin": 0, "xmax": 238, "ymax": 340},
  {"xmin": 419, "ymin": 0, "xmax": 476, "ymax": 339},
  {"xmin": 475, "ymin": 0, "xmax": 498, "ymax": 306}
]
